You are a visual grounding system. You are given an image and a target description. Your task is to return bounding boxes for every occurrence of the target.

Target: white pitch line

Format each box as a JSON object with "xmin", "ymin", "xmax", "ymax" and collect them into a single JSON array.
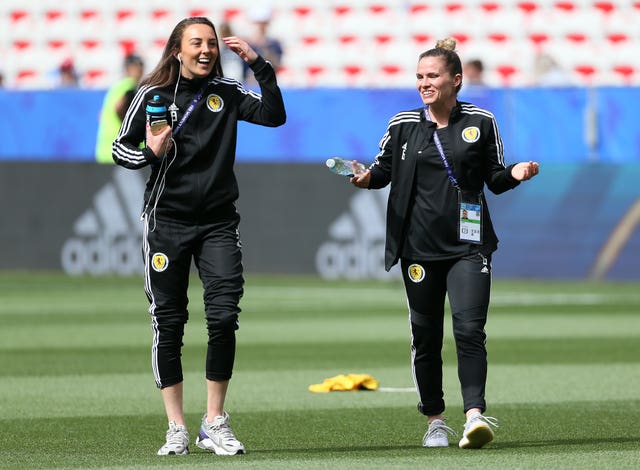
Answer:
[{"xmin": 378, "ymin": 387, "xmax": 415, "ymax": 393}]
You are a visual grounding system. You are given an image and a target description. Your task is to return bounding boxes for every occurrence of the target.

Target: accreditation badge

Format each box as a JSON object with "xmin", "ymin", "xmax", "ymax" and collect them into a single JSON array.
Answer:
[{"xmin": 458, "ymin": 191, "xmax": 482, "ymax": 244}]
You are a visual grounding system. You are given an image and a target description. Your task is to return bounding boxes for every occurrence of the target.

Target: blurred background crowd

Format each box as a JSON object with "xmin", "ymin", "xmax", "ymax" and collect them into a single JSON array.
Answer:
[{"xmin": 1, "ymin": 0, "xmax": 638, "ymax": 89}]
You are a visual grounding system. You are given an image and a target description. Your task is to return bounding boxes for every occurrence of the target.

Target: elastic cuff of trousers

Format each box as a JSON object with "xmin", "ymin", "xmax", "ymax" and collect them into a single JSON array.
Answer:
[
  {"xmin": 463, "ymin": 405, "xmax": 486, "ymax": 415},
  {"xmin": 418, "ymin": 402, "xmax": 445, "ymax": 416},
  {"xmin": 157, "ymin": 376, "xmax": 183, "ymax": 390},
  {"xmin": 206, "ymin": 373, "xmax": 233, "ymax": 382}
]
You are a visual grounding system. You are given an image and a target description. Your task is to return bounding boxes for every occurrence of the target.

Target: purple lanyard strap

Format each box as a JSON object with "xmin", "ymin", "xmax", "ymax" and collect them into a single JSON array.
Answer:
[{"xmin": 425, "ymin": 107, "xmax": 459, "ymax": 189}]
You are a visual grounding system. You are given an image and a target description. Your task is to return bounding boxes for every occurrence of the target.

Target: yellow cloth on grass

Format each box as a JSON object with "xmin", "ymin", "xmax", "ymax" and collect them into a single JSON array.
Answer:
[{"xmin": 308, "ymin": 374, "xmax": 379, "ymax": 393}]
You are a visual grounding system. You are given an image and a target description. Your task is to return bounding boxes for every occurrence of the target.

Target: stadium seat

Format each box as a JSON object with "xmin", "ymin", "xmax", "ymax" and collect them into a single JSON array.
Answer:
[
  {"xmin": 573, "ymin": 64, "xmax": 599, "ymax": 85},
  {"xmin": 148, "ymin": 7, "xmax": 183, "ymax": 34},
  {"xmin": 528, "ymin": 32, "xmax": 552, "ymax": 49},
  {"xmin": 494, "ymin": 64, "xmax": 520, "ymax": 85},
  {"xmin": 14, "ymin": 69, "xmax": 44, "ymax": 88},
  {"xmin": 593, "ymin": 1, "xmax": 616, "ymax": 15},
  {"xmin": 611, "ymin": 64, "xmax": 635, "ymax": 84}
]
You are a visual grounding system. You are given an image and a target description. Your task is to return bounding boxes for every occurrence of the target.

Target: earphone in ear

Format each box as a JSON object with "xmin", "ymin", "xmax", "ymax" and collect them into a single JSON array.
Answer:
[{"xmin": 177, "ymin": 53, "xmax": 182, "ymax": 62}]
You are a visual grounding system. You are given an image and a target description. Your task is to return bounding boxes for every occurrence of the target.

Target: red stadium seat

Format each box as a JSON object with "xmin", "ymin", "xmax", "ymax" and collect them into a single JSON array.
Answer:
[
  {"xmin": 487, "ymin": 32, "xmax": 510, "ymax": 44},
  {"xmin": 409, "ymin": 4, "xmax": 430, "ymax": 14},
  {"xmin": 565, "ymin": 32, "xmax": 588, "ymax": 43},
  {"xmin": 189, "ymin": 8, "xmax": 209, "ymax": 18},
  {"xmin": 118, "ymin": 40, "xmax": 139, "ymax": 56},
  {"xmin": 593, "ymin": 2, "xmax": 616, "ymax": 14},
  {"xmin": 554, "ymin": 2, "xmax": 577, "ymax": 12},
  {"xmin": 292, "ymin": 6, "xmax": 313, "ymax": 18},
  {"xmin": 529, "ymin": 32, "xmax": 551, "ymax": 47},
  {"xmin": 574, "ymin": 64, "xmax": 597, "ymax": 80},
  {"xmin": 15, "ymin": 69, "xmax": 40, "ymax": 88},
  {"xmin": 369, "ymin": 4, "xmax": 390, "ymax": 15},
  {"xmin": 612, "ymin": 65, "xmax": 635, "ymax": 84},
  {"xmin": 450, "ymin": 33, "xmax": 471, "ymax": 45},
  {"xmin": 12, "ymin": 39, "xmax": 34, "ymax": 51},
  {"xmin": 83, "ymin": 69, "xmax": 109, "ymax": 88},
  {"xmin": 380, "ymin": 64, "xmax": 403, "ymax": 75},
  {"xmin": 333, "ymin": 5, "xmax": 353, "ymax": 17},
  {"xmin": 495, "ymin": 65, "xmax": 519, "ymax": 86},
  {"xmin": 80, "ymin": 39, "xmax": 102, "ymax": 52},
  {"xmin": 343, "ymin": 64, "xmax": 368, "ymax": 86},
  {"xmin": 115, "ymin": 9, "xmax": 136, "ymax": 22},
  {"xmin": 480, "ymin": 2, "xmax": 502, "ymax": 13},
  {"xmin": 444, "ymin": 3, "xmax": 466, "ymax": 13},
  {"xmin": 80, "ymin": 9, "xmax": 99, "ymax": 20},
  {"xmin": 412, "ymin": 33, "xmax": 433, "ymax": 48},
  {"xmin": 44, "ymin": 10, "xmax": 64, "ymax": 23},
  {"xmin": 517, "ymin": 2, "xmax": 540, "ymax": 15},
  {"xmin": 606, "ymin": 33, "xmax": 629, "ymax": 45},
  {"xmin": 307, "ymin": 65, "xmax": 326, "ymax": 77},
  {"xmin": 10, "ymin": 10, "xmax": 30, "ymax": 23},
  {"xmin": 223, "ymin": 8, "xmax": 242, "ymax": 22}
]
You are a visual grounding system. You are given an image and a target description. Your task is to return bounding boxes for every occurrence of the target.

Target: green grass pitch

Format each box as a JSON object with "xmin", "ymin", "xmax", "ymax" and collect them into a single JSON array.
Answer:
[{"xmin": 0, "ymin": 272, "xmax": 639, "ymax": 469}]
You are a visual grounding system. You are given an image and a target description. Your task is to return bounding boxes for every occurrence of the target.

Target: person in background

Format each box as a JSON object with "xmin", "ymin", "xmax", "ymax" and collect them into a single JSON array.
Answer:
[
  {"xmin": 350, "ymin": 38, "xmax": 539, "ymax": 450},
  {"xmin": 218, "ymin": 22, "xmax": 245, "ymax": 82},
  {"xmin": 463, "ymin": 59, "xmax": 485, "ymax": 86},
  {"xmin": 57, "ymin": 58, "xmax": 79, "ymax": 87},
  {"xmin": 244, "ymin": 6, "xmax": 283, "ymax": 85},
  {"xmin": 95, "ymin": 54, "xmax": 145, "ymax": 163},
  {"xmin": 112, "ymin": 16, "xmax": 285, "ymax": 457},
  {"xmin": 532, "ymin": 53, "xmax": 573, "ymax": 86}
]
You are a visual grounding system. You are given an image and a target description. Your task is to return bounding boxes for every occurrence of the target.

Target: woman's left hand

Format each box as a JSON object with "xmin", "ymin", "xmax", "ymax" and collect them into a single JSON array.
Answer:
[
  {"xmin": 222, "ymin": 36, "xmax": 258, "ymax": 64},
  {"xmin": 511, "ymin": 161, "xmax": 540, "ymax": 181}
]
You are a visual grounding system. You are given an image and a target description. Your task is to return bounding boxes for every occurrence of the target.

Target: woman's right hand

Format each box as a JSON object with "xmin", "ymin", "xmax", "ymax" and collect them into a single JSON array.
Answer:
[{"xmin": 145, "ymin": 123, "xmax": 173, "ymax": 158}]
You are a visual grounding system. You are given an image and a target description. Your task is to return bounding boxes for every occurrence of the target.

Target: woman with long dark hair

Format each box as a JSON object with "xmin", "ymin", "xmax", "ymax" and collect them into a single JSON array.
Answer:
[{"xmin": 113, "ymin": 17, "xmax": 286, "ymax": 456}]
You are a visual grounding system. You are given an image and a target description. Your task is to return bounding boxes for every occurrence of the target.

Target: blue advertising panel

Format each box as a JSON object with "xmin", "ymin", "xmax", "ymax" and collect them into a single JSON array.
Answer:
[{"xmin": 0, "ymin": 87, "xmax": 638, "ymax": 163}]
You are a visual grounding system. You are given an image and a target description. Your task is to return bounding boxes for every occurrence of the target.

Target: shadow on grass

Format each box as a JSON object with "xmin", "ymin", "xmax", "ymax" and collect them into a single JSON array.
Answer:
[{"xmin": 496, "ymin": 436, "xmax": 640, "ymax": 450}]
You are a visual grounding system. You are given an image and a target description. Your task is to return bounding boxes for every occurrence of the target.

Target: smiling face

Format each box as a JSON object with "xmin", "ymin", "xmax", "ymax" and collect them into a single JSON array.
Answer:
[
  {"xmin": 416, "ymin": 56, "xmax": 461, "ymax": 109},
  {"xmin": 177, "ymin": 23, "xmax": 219, "ymax": 79}
]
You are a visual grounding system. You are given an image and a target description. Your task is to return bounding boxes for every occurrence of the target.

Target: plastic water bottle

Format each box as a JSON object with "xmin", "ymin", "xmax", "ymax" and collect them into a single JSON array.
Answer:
[
  {"xmin": 146, "ymin": 95, "xmax": 168, "ymax": 135},
  {"xmin": 326, "ymin": 157, "xmax": 366, "ymax": 177}
]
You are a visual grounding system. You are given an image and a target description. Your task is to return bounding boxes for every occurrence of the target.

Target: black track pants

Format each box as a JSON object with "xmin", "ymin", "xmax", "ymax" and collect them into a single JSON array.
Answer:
[
  {"xmin": 401, "ymin": 253, "xmax": 491, "ymax": 416},
  {"xmin": 142, "ymin": 212, "xmax": 244, "ymax": 389}
]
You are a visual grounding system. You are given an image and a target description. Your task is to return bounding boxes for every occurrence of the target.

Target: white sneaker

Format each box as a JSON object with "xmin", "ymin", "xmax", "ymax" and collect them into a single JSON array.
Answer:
[
  {"xmin": 459, "ymin": 412, "xmax": 499, "ymax": 449},
  {"xmin": 196, "ymin": 412, "xmax": 246, "ymax": 455},
  {"xmin": 157, "ymin": 421, "xmax": 189, "ymax": 455},
  {"xmin": 423, "ymin": 419, "xmax": 457, "ymax": 447}
]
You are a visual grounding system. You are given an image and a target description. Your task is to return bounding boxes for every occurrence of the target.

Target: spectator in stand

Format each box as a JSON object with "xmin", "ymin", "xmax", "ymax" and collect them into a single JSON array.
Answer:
[
  {"xmin": 460, "ymin": 58, "xmax": 490, "ymax": 102},
  {"xmin": 532, "ymin": 53, "xmax": 573, "ymax": 86},
  {"xmin": 219, "ymin": 22, "xmax": 245, "ymax": 82},
  {"xmin": 95, "ymin": 54, "xmax": 145, "ymax": 163},
  {"xmin": 463, "ymin": 59, "xmax": 485, "ymax": 86},
  {"xmin": 244, "ymin": 6, "xmax": 283, "ymax": 85},
  {"xmin": 57, "ymin": 58, "xmax": 79, "ymax": 87}
]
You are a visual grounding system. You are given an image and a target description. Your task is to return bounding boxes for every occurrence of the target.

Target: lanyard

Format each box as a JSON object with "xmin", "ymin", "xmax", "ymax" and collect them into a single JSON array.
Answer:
[
  {"xmin": 173, "ymin": 81, "xmax": 209, "ymax": 137},
  {"xmin": 425, "ymin": 108, "xmax": 459, "ymax": 188}
]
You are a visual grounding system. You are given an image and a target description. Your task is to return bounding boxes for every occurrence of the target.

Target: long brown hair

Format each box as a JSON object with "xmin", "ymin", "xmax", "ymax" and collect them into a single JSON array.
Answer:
[{"xmin": 141, "ymin": 17, "xmax": 224, "ymax": 88}]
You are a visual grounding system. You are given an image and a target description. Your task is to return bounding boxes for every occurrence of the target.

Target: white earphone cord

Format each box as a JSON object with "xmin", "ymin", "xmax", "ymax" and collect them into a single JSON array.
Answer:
[{"xmin": 142, "ymin": 61, "xmax": 182, "ymax": 232}]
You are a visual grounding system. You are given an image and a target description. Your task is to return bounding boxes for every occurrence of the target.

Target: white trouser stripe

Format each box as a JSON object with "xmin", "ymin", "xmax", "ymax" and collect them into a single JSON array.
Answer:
[
  {"xmin": 142, "ymin": 216, "xmax": 162, "ymax": 387},
  {"xmin": 407, "ymin": 297, "xmax": 420, "ymax": 400}
]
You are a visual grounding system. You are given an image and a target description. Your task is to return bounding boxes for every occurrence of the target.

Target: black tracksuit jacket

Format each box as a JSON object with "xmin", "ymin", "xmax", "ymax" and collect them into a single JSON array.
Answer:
[
  {"xmin": 112, "ymin": 57, "xmax": 286, "ymax": 223},
  {"xmin": 368, "ymin": 101, "xmax": 521, "ymax": 271}
]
